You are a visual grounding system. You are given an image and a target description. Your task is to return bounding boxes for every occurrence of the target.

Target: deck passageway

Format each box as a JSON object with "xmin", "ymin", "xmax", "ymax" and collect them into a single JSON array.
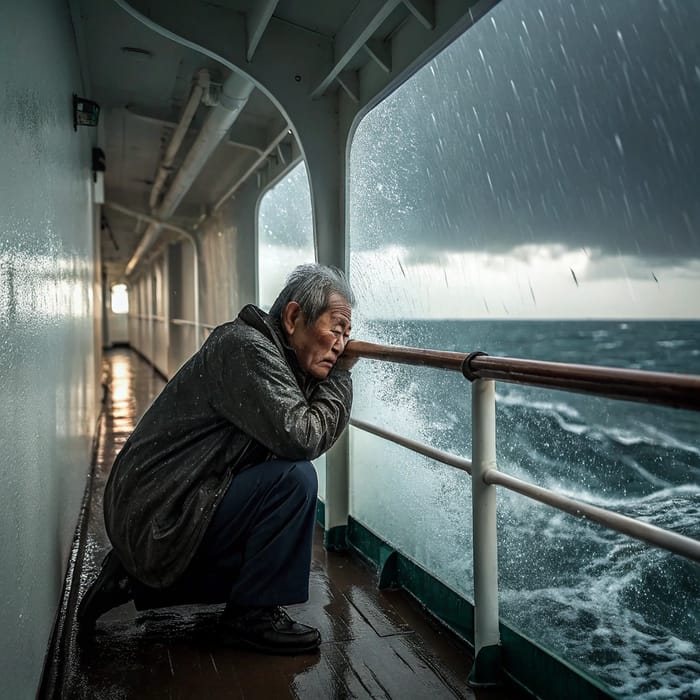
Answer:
[{"xmin": 42, "ymin": 348, "xmax": 525, "ymax": 699}]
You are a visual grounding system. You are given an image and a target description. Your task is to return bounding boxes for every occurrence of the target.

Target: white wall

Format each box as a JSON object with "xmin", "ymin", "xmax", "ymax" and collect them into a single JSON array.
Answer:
[
  {"xmin": 0, "ymin": 0, "xmax": 98, "ymax": 696},
  {"xmin": 107, "ymin": 311, "xmax": 129, "ymax": 345},
  {"xmin": 199, "ymin": 192, "xmax": 257, "ymax": 325}
]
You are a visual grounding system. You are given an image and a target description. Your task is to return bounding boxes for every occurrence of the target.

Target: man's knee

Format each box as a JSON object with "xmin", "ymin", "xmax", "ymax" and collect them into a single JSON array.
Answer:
[{"xmin": 284, "ymin": 460, "xmax": 318, "ymax": 502}]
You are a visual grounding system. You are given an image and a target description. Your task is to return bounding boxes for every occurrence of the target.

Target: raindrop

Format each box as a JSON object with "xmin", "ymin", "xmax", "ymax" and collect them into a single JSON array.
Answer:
[
  {"xmin": 614, "ymin": 133, "xmax": 624, "ymax": 157},
  {"xmin": 486, "ymin": 171, "xmax": 494, "ymax": 195},
  {"xmin": 616, "ymin": 29, "xmax": 628, "ymax": 58}
]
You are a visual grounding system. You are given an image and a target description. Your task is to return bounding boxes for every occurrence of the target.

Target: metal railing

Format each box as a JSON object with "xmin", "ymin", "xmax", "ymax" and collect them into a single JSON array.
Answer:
[
  {"xmin": 347, "ymin": 340, "xmax": 700, "ymax": 410},
  {"xmin": 343, "ymin": 339, "xmax": 700, "ymax": 684},
  {"xmin": 170, "ymin": 318, "xmax": 217, "ymax": 344},
  {"xmin": 169, "ymin": 318, "xmax": 216, "ymax": 330}
]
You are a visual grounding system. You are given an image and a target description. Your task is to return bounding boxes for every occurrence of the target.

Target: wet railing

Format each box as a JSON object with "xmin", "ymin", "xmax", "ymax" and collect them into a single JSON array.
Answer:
[
  {"xmin": 170, "ymin": 317, "xmax": 216, "ymax": 341},
  {"xmin": 347, "ymin": 340, "xmax": 700, "ymax": 410},
  {"xmin": 343, "ymin": 339, "xmax": 700, "ymax": 685}
]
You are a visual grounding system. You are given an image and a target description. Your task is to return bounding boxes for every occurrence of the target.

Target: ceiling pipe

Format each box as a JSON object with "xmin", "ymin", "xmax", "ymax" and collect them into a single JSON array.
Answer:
[
  {"xmin": 149, "ymin": 68, "xmax": 210, "ymax": 211},
  {"xmin": 210, "ymin": 126, "xmax": 291, "ymax": 215},
  {"xmin": 125, "ymin": 107, "xmax": 263, "ymax": 155},
  {"xmin": 104, "ymin": 201, "xmax": 191, "ymax": 238},
  {"xmin": 159, "ymin": 71, "xmax": 253, "ymax": 218},
  {"xmin": 126, "ymin": 70, "xmax": 254, "ymax": 276}
]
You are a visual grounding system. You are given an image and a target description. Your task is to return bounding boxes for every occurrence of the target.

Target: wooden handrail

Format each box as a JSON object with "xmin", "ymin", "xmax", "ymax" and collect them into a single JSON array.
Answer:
[
  {"xmin": 345, "ymin": 340, "xmax": 466, "ymax": 371},
  {"xmin": 345, "ymin": 339, "xmax": 700, "ymax": 412}
]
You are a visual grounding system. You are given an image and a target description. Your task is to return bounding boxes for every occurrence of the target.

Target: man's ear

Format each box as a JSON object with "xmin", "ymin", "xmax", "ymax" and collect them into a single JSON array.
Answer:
[{"xmin": 281, "ymin": 301, "xmax": 302, "ymax": 336}]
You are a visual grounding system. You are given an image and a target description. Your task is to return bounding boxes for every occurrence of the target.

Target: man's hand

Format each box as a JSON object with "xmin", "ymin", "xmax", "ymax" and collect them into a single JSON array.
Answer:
[{"xmin": 335, "ymin": 353, "xmax": 358, "ymax": 371}]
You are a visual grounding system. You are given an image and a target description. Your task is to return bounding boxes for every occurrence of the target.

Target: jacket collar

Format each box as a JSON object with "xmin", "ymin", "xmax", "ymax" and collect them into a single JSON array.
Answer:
[{"xmin": 238, "ymin": 304, "xmax": 315, "ymax": 390}]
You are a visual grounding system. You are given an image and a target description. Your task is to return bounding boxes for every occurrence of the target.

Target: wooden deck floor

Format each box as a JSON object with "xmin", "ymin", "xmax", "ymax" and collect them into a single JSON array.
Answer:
[{"xmin": 42, "ymin": 348, "xmax": 527, "ymax": 699}]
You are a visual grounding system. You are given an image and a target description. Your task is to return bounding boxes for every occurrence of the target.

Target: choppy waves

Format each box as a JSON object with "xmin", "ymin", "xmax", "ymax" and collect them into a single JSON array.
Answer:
[
  {"xmin": 499, "ymin": 481, "xmax": 700, "ymax": 699},
  {"xmin": 352, "ymin": 319, "xmax": 700, "ymax": 699},
  {"xmin": 496, "ymin": 388, "xmax": 700, "ymax": 458}
]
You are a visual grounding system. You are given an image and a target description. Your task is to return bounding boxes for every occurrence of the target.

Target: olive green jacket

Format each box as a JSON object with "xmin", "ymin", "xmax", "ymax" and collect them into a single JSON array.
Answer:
[{"xmin": 103, "ymin": 304, "xmax": 352, "ymax": 587}]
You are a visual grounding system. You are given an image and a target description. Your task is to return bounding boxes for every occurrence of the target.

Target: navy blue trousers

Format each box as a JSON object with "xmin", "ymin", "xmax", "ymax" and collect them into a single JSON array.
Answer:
[{"xmin": 132, "ymin": 459, "xmax": 318, "ymax": 610}]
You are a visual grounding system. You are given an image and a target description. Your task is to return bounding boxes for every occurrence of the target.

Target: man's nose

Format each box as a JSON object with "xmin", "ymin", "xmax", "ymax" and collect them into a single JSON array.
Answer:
[{"xmin": 333, "ymin": 336, "xmax": 347, "ymax": 354}]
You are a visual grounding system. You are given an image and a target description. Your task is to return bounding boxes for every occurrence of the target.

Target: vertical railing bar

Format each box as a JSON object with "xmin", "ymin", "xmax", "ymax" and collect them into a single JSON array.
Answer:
[{"xmin": 469, "ymin": 378, "xmax": 502, "ymax": 686}]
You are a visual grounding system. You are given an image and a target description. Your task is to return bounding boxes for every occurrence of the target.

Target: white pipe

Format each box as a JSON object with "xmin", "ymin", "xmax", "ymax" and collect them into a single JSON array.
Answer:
[
  {"xmin": 211, "ymin": 126, "xmax": 290, "ymax": 213},
  {"xmin": 149, "ymin": 68, "xmax": 209, "ymax": 211},
  {"xmin": 350, "ymin": 417, "xmax": 700, "ymax": 562},
  {"xmin": 350, "ymin": 418, "xmax": 472, "ymax": 473},
  {"xmin": 159, "ymin": 71, "xmax": 253, "ymax": 218},
  {"xmin": 470, "ymin": 378, "xmax": 501, "ymax": 685},
  {"xmin": 104, "ymin": 201, "xmax": 190, "ymax": 237},
  {"xmin": 484, "ymin": 469, "xmax": 700, "ymax": 562},
  {"xmin": 125, "ymin": 107, "xmax": 263, "ymax": 155},
  {"xmin": 126, "ymin": 70, "xmax": 254, "ymax": 276}
]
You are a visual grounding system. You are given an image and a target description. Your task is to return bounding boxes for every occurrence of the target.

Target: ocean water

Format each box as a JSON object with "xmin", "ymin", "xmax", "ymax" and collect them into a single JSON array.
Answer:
[{"xmin": 349, "ymin": 319, "xmax": 700, "ymax": 699}]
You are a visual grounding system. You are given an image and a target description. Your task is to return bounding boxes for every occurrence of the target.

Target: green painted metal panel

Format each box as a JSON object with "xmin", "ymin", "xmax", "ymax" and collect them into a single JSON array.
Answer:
[
  {"xmin": 337, "ymin": 510, "xmax": 616, "ymax": 700},
  {"xmin": 500, "ymin": 625, "xmax": 617, "ymax": 700},
  {"xmin": 347, "ymin": 516, "xmax": 474, "ymax": 641},
  {"xmin": 469, "ymin": 644, "xmax": 502, "ymax": 687}
]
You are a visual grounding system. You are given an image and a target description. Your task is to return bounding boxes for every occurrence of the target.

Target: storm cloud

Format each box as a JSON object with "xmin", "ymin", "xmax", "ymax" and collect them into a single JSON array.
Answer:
[{"xmin": 349, "ymin": 0, "xmax": 700, "ymax": 262}]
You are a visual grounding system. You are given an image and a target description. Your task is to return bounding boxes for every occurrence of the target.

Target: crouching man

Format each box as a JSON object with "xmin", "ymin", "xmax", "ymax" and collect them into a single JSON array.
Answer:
[{"xmin": 78, "ymin": 264, "xmax": 355, "ymax": 655}]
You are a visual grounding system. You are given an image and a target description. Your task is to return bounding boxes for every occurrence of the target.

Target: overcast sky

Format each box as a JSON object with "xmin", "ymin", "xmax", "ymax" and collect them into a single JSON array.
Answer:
[{"xmin": 262, "ymin": 0, "xmax": 700, "ymax": 319}]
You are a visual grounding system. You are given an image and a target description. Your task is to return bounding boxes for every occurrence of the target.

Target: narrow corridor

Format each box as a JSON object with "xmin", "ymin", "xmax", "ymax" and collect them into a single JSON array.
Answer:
[{"xmin": 42, "ymin": 349, "xmax": 518, "ymax": 699}]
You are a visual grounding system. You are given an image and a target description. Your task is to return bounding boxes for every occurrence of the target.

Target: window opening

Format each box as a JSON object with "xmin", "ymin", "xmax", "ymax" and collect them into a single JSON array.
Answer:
[
  {"xmin": 110, "ymin": 283, "xmax": 129, "ymax": 314},
  {"xmin": 257, "ymin": 161, "xmax": 315, "ymax": 310}
]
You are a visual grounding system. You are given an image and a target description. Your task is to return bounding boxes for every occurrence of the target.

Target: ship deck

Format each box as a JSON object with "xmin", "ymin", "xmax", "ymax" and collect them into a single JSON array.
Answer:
[{"xmin": 42, "ymin": 348, "xmax": 526, "ymax": 699}]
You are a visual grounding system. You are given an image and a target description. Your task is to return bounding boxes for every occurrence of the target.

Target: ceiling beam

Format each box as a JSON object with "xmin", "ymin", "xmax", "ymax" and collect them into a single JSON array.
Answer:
[
  {"xmin": 310, "ymin": 0, "xmax": 402, "ymax": 99},
  {"xmin": 364, "ymin": 39, "xmax": 392, "ymax": 73},
  {"xmin": 246, "ymin": 0, "xmax": 280, "ymax": 61},
  {"xmin": 403, "ymin": 0, "xmax": 436, "ymax": 29},
  {"xmin": 355, "ymin": 0, "xmax": 501, "ymax": 116},
  {"xmin": 337, "ymin": 71, "xmax": 360, "ymax": 103}
]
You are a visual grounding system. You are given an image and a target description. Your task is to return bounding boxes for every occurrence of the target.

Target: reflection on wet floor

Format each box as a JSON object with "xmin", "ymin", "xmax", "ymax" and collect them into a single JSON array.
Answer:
[{"xmin": 43, "ymin": 348, "xmax": 525, "ymax": 699}]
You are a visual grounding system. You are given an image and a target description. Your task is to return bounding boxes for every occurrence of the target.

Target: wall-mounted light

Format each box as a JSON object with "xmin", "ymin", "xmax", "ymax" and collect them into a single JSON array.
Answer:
[
  {"xmin": 73, "ymin": 94, "xmax": 100, "ymax": 131},
  {"xmin": 92, "ymin": 147, "xmax": 106, "ymax": 177}
]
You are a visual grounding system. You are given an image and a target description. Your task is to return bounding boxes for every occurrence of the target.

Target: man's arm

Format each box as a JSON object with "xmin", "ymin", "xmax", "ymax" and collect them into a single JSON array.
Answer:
[{"xmin": 206, "ymin": 330, "xmax": 352, "ymax": 461}]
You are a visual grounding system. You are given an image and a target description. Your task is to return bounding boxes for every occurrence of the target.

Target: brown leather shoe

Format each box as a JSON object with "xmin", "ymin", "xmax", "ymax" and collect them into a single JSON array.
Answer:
[
  {"xmin": 219, "ymin": 606, "xmax": 320, "ymax": 655},
  {"xmin": 77, "ymin": 550, "xmax": 133, "ymax": 633}
]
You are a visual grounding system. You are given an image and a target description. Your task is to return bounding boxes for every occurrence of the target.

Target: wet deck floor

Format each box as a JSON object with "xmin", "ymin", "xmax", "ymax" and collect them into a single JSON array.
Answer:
[{"xmin": 43, "ymin": 348, "xmax": 527, "ymax": 699}]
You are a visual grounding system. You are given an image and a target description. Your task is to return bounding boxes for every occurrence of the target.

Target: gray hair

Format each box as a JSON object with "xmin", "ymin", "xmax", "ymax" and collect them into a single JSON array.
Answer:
[{"xmin": 269, "ymin": 264, "xmax": 355, "ymax": 325}]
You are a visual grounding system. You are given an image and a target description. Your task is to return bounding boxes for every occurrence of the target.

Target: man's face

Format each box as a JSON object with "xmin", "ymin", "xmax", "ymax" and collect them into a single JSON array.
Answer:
[{"xmin": 283, "ymin": 293, "xmax": 353, "ymax": 379}]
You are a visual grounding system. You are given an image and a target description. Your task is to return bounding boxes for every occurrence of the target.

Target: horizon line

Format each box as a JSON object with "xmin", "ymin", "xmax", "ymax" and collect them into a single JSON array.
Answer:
[{"xmin": 358, "ymin": 316, "xmax": 700, "ymax": 322}]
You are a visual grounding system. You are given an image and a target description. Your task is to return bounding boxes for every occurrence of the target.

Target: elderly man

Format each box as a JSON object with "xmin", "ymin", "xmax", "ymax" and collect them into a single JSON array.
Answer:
[{"xmin": 78, "ymin": 264, "xmax": 354, "ymax": 654}]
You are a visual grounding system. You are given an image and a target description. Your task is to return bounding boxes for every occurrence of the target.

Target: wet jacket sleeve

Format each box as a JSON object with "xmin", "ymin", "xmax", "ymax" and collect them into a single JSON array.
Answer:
[{"xmin": 205, "ymin": 330, "xmax": 352, "ymax": 461}]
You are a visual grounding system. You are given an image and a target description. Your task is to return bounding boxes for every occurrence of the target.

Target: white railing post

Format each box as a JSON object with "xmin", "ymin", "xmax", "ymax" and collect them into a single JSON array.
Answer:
[
  {"xmin": 323, "ymin": 430, "xmax": 350, "ymax": 549},
  {"xmin": 469, "ymin": 378, "xmax": 501, "ymax": 685}
]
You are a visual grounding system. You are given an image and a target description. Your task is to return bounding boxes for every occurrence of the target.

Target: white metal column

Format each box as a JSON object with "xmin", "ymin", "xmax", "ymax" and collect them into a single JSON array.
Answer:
[{"xmin": 469, "ymin": 378, "xmax": 502, "ymax": 685}]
